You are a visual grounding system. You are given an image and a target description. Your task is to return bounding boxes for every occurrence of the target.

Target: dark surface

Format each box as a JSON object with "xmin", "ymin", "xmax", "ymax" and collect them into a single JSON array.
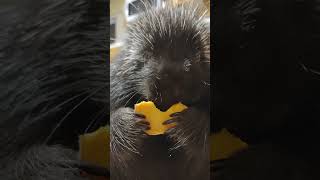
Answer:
[{"xmin": 212, "ymin": 0, "xmax": 320, "ymax": 179}]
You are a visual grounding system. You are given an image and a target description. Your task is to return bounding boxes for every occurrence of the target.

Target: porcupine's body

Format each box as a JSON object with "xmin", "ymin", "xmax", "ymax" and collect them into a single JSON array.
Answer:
[
  {"xmin": 0, "ymin": 0, "xmax": 108, "ymax": 179},
  {"xmin": 213, "ymin": 0, "xmax": 320, "ymax": 179},
  {"xmin": 110, "ymin": 2, "xmax": 210, "ymax": 180}
]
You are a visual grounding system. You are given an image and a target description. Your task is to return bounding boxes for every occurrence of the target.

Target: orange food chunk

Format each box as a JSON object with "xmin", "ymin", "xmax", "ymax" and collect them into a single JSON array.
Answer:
[
  {"xmin": 134, "ymin": 101, "xmax": 188, "ymax": 135},
  {"xmin": 210, "ymin": 128, "xmax": 248, "ymax": 161},
  {"xmin": 79, "ymin": 126, "xmax": 109, "ymax": 169}
]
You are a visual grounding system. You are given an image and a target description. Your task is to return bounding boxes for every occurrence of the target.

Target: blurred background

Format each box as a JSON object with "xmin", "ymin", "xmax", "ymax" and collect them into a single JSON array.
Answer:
[{"xmin": 110, "ymin": 0, "xmax": 210, "ymax": 62}]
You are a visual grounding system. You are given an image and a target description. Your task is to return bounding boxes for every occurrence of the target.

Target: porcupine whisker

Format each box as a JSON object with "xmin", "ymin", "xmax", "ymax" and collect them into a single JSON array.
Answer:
[
  {"xmin": 124, "ymin": 91, "xmax": 139, "ymax": 107},
  {"xmin": 84, "ymin": 104, "xmax": 107, "ymax": 133},
  {"xmin": 45, "ymin": 85, "xmax": 107, "ymax": 143},
  {"xmin": 153, "ymin": 82, "xmax": 159, "ymax": 101},
  {"xmin": 135, "ymin": 96, "xmax": 143, "ymax": 104}
]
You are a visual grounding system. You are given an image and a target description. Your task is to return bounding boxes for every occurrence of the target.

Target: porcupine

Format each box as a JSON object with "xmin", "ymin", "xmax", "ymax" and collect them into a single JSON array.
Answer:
[
  {"xmin": 0, "ymin": 0, "xmax": 109, "ymax": 179},
  {"xmin": 110, "ymin": 1, "xmax": 210, "ymax": 180}
]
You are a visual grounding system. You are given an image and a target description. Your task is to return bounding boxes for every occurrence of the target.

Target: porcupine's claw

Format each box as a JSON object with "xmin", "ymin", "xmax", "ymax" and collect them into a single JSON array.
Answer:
[
  {"xmin": 162, "ymin": 112, "xmax": 183, "ymax": 125},
  {"xmin": 134, "ymin": 113, "xmax": 150, "ymax": 131}
]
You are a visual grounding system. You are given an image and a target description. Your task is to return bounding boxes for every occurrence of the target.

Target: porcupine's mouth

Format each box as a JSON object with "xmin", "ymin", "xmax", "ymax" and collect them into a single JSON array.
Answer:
[
  {"xmin": 151, "ymin": 98, "xmax": 178, "ymax": 112},
  {"xmin": 153, "ymin": 95, "xmax": 201, "ymax": 112}
]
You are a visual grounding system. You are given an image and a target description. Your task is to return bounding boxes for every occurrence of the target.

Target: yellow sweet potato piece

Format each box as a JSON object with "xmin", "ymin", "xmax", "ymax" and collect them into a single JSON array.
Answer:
[
  {"xmin": 79, "ymin": 126, "xmax": 110, "ymax": 169},
  {"xmin": 134, "ymin": 101, "xmax": 188, "ymax": 135},
  {"xmin": 210, "ymin": 128, "xmax": 248, "ymax": 161}
]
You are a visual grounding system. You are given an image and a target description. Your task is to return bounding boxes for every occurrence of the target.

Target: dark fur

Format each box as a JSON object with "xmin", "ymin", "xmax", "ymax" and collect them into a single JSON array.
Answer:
[
  {"xmin": 213, "ymin": 0, "xmax": 320, "ymax": 179},
  {"xmin": 0, "ymin": 0, "xmax": 108, "ymax": 179},
  {"xmin": 110, "ymin": 2, "xmax": 210, "ymax": 180}
]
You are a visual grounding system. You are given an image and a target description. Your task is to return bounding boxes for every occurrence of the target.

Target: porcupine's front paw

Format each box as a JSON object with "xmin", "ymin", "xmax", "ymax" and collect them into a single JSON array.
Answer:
[
  {"xmin": 110, "ymin": 107, "xmax": 150, "ymax": 162},
  {"xmin": 163, "ymin": 107, "xmax": 209, "ymax": 149},
  {"xmin": 110, "ymin": 107, "xmax": 152, "ymax": 180},
  {"xmin": 164, "ymin": 107, "xmax": 210, "ymax": 164},
  {"xmin": 163, "ymin": 107, "xmax": 210, "ymax": 179}
]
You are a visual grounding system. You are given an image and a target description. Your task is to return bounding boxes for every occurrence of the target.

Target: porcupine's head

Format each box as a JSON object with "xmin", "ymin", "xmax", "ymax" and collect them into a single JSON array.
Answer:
[{"xmin": 122, "ymin": 1, "xmax": 210, "ymax": 111}]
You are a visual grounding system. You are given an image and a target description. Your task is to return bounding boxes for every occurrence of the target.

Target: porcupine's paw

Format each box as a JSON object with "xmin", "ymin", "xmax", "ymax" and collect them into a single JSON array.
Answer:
[
  {"xmin": 110, "ymin": 107, "xmax": 153, "ymax": 180},
  {"xmin": 164, "ymin": 107, "xmax": 210, "ymax": 180},
  {"xmin": 134, "ymin": 112, "xmax": 151, "ymax": 133},
  {"xmin": 164, "ymin": 107, "xmax": 209, "ymax": 150},
  {"xmin": 110, "ymin": 107, "xmax": 150, "ymax": 154},
  {"xmin": 110, "ymin": 108, "xmax": 151, "ymax": 170}
]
